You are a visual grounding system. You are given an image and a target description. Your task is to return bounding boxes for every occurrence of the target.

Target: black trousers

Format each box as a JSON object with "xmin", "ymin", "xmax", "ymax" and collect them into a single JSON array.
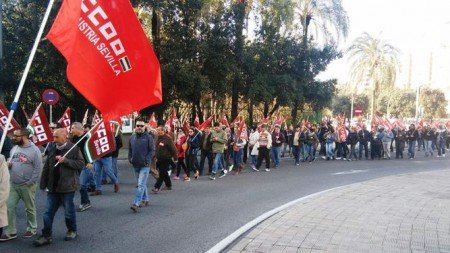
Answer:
[
  {"xmin": 200, "ymin": 150, "xmax": 213, "ymax": 175},
  {"xmin": 256, "ymin": 147, "xmax": 270, "ymax": 169},
  {"xmin": 155, "ymin": 159, "xmax": 172, "ymax": 189},
  {"xmin": 396, "ymin": 142, "xmax": 405, "ymax": 158},
  {"xmin": 176, "ymin": 157, "xmax": 188, "ymax": 177},
  {"xmin": 358, "ymin": 142, "xmax": 369, "ymax": 159},
  {"xmin": 186, "ymin": 154, "xmax": 199, "ymax": 176}
]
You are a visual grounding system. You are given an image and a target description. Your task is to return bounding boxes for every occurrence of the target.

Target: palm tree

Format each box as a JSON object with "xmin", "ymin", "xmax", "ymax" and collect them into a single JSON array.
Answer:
[
  {"xmin": 291, "ymin": 0, "xmax": 349, "ymax": 123},
  {"xmin": 347, "ymin": 32, "xmax": 400, "ymax": 118}
]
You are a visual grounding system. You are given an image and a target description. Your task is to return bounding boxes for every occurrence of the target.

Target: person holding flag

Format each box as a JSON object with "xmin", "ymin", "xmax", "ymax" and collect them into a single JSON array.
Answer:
[{"xmin": 33, "ymin": 128, "xmax": 84, "ymax": 246}]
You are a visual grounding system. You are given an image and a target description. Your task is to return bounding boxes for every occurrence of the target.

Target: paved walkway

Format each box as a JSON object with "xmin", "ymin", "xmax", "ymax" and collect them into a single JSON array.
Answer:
[{"xmin": 227, "ymin": 169, "xmax": 450, "ymax": 253}]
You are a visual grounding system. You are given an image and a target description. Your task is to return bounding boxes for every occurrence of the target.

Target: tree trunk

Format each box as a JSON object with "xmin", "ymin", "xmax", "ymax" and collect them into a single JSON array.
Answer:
[
  {"xmin": 231, "ymin": 1, "xmax": 246, "ymax": 120},
  {"xmin": 196, "ymin": 100, "xmax": 203, "ymax": 123},
  {"xmin": 247, "ymin": 99, "xmax": 253, "ymax": 127},
  {"xmin": 263, "ymin": 102, "xmax": 269, "ymax": 117},
  {"xmin": 231, "ymin": 76, "xmax": 239, "ymax": 120}
]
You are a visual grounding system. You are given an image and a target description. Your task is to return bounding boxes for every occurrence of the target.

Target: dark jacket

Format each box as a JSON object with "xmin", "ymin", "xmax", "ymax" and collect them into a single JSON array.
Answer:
[
  {"xmin": 40, "ymin": 141, "xmax": 85, "ymax": 193},
  {"xmin": 406, "ymin": 129, "xmax": 419, "ymax": 142},
  {"xmin": 423, "ymin": 129, "xmax": 436, "ymax": 141},
  {"xmin": 0, "ymin": 130, "xmax": 12, "ymax": 159},
  {"xmin": 271, "ymin": 131, "xmax": 285, "ymax": 147},
  {"xmin": 347, "ymin": 132, "xmax": 359, "ymax": 145},
  {"xmin": 155, "ymin": 134, "xmax": 177, "ymax": 161},
  {"xmin": 129, "ymin": 132, "xmax": 155, "ymax": 167},
  {"xmin": 187, "ymin": 132, "xmax": 201, "ymax": 155},
  {"xmin": 111, "ymin": 133, "xmax": 123, "ymax": 158},
  {"xmin": 201, "ymin": 132, "xmax": 213, "ymax": 152},
  {"xmin": 357, "ymin": 129, "xmax": 371, "ymax": 144}
]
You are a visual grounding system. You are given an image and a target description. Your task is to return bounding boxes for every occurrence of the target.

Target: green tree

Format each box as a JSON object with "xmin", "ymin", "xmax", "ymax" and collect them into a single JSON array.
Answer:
[{"xmin": 420, "ymin": 88, "xmax": 448, "ymax": 119}]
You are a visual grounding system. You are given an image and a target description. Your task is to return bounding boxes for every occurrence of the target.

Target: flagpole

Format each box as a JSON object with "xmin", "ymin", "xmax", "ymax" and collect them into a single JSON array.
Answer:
[
  {"xmin": 54, "ymin": 120, "xmax": 102, "ymax": 167},
  {"xmin": 0, "ymin": 0, "xmax": 56, "ymax": 154}
]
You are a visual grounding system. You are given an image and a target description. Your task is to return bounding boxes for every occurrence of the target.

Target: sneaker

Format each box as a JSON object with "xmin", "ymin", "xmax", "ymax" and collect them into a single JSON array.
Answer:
[
  {"xmin": 194, "ymin": 171, "xmax": 199, "ymax": 180},
  {"xmin": 77, "ymin": 203, "xmax": 91, "ymax": 212},
  {"xmin": 321, "ymin": 156, "xmax": 326, "ymax": 160},
  {"xmin": 219, "ymin": 170, "xmax": 228, "ymax": 178},
  {"xmin": 172, "ymin": 176, "xmax": 180, "ymax": 180},
  {"xmin": 228, "ymin": 165, "xmax": 234, "ymax": 171},
  {"xmin": 443, "ymin": 154, "xmax": 446, "ymax": 157},
  {"xmin": 64, "ymin": 231, "xmax": 77, "ymax": 241},
  {"xmin": 336, "ymin": 157, "xmax": 342, "ymax": 160},
  {"xmin": 114, "ymin": 183, "xmax": 120, "ymax": 193},
  {"xmin": 437, "ymin": 155, "xmax": 442, "ymax": 158},
  {"xmin": 151, "ymin": 188, "xmax": 159, "ymax": 194},
  {"xmin": 168, "ymin": 169, "xmax": 172, "ymax": 176},
  {"xmin": 0, "ymin": 233, "xmax": 17, "ymax": 242},
  {"xmin": 183, "ymin": 177, "xmax": 191, "ymax": 182},
  {"xmin": 252, "ymin": 167, "xmax": 260, "ymax": 172},
  {"xmin": 209, "ymin": 175, "xmax": 216, "ymax": 180},
  {"xmin": 139, "ymin": 200, "xmax": 150, "ymax": 207},
  {"xmin": 130, "ymin": 204, "xmax": 139, "ymax": 213},
  {"xmin": 295, "ymin": 163, "xmax": 300, "ymax": 166},
  {"xmin": 265, "ymin": 168, "xmax": 270, "ymax": 172},
  {"xmin": 90, "ymin": 190, "xmax": 102, "ymax": 196},
  {"xmin": 33, "ymin": 235, "xmax": 52, "ymax": 247},
  {"xmin": 22, "ymin": 231, "xmax": 36, "ymax": 238}
]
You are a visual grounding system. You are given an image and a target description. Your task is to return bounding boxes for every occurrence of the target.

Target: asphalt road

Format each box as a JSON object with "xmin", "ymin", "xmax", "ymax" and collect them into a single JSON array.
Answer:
[{"xmin": 1, "ymin": 152, "xmax": 449, "ymax": 253}]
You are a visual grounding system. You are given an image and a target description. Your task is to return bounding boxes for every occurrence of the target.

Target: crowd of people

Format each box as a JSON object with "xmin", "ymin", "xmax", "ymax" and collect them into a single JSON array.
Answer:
[{"xmin": 0, "ymin": 117, "xmax": 448, "ymax": 248}]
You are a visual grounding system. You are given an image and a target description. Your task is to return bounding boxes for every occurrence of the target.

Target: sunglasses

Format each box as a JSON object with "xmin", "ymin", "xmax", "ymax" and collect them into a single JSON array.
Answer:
[
  {"xmin": 136, "ymin": 125, "xmax": 145, "ymax": 128},
  {"xmin": 12, "ymin": 134, "xmax": 24, "ymax": 138}
]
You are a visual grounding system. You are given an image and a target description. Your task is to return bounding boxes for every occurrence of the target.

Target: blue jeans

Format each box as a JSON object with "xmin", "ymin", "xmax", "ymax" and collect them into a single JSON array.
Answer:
[
  {"xmin": 42, "ymin": 192, "xmax": 76, "ymax": 237},
  {"xmin": 94, "ymin": 157, "xmax": 117, "ymax": 191},
  {"xmin": 292, "ymin": 146, "xmax": 301, "ymax": 164},
  {"xmin": 325, "ymin": 143, "xmax": 334, "ymax": 158},
  {"xmin": 250, "ymin": 154, "xmax": 257, "ymax": 167},
  {"xmin": 233, "ymin": 149, "xmax": 243, "ymax": 167},
  {"xmin": 271, "ymin": 146, "xmax": 282, "ymax": 167},
  {"xmin": 133, "ymin": 167, "xmax": 149, "ymax": 206},
  {"xmin": 425, "ymin": 140, "xmax": 433, "ymax": 156},
  {"xmin": 212, "ymin": 153, "xmax": 224, "ymax": 174},
  {"xmin": 438, "ymin": 139, "xmax": 446, "ymax": 156},
  {"xmin": 303, "ymin": 144, "xmax": 313, "ymax": 162},
  {"xmin": 408, "ymin": 140, "xmax": 416, "ymax": 158},
  {"xmin": 102, "ymin": 157, "xmax": 119, "ymax": 181},
  {"xmin": 79, "ymin": 167, "xmax": 93, "ymax": 205}
]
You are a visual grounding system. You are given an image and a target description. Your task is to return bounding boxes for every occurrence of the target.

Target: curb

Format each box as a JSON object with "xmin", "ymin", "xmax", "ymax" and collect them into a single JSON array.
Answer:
[{"xmin": 206, "ymin": 187, "xmax": 342, "ymax": 253}]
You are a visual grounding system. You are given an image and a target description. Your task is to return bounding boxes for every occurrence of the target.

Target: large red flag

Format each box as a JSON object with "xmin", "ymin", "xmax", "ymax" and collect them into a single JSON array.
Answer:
[
  {"xmin": 57, "ymin": 107, "xmax": 71, "ymax": 132},
  {"xmin": 199, "ymin": 115, "xmax": 214, "ymax": 131},
  {"xmin": 0, "ymin": 102, "xmax": 21, "ymax": 133},
  {"xmin": 47, "ymin": 0, "xmax": 162, "ymax": 120},
  {"xmin": 193, "ymin": 115, "xmax": 200, "ymax": 129},
  {"xmin": 28, "ymin": 104, "xmax": 53, "ymax": 146}
]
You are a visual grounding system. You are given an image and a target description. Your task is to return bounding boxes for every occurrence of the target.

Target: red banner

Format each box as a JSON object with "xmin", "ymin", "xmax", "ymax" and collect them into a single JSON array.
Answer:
[
  {"xmin": 57, "ymin": 107, "xmax": 71, "ymax": 132},
  {"xmin": 0, "ymin": 102, "xmax": 21, "ymax": 134},
  {"xmin": 194, "ymin": 115, "xmax": 200, "ymax": 129},
  {"xmin": 337, "ymin": 126, "xmax": 347, "ymax": 142},
  {"xmin": 220, "ymin": 113, "xmax": 229, "ymax": 128},
  {"xmin": 47, "ymin": 0, "xmax": 162, "ymax": 120},
  {"xmin": 29, "ymin": 104, "xmax": 53, "ymax": 146},
  {"xmin": 85, "ymin": 120, "xmax": 116, "ymax": 162},
  {"xmin": 199, "ymin": 115, "xmax": 214, "ymax": 131}
]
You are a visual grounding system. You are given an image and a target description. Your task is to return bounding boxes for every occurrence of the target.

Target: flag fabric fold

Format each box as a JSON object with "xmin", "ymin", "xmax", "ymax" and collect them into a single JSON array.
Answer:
[
  {"xmin": 57, "ymin": 107, "xmax": 71, "ymax": 132},
  {"xmin": 84, "ymin": 120, "xmax": 116, "ymax": 163},
  {"xmin": 47, "ymin": 0, "xmax": 162, "ymax": 120},
  {"xmin": 28, "ymin": 104, "xmax": 53, "ymax": 146},
  {"xmin": 0, "ymin": 102, "xmax": 21, "ymax": 133}
]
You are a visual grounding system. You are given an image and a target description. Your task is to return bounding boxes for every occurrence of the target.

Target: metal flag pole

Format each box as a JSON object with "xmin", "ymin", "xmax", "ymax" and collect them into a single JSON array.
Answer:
[{"xmin": 0, "ymin": 0, "xmax": 55, "ymax": 153}]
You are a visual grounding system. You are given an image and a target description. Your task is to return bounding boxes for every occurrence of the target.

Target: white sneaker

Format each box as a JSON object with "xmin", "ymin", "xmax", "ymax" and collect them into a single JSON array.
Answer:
[
  {"xmin": 228, "ymin": 165, "xmax": 234, "ymax": 171},
  {"xmin": 265, "ymin": 168, "xmax": 270, "ymax": 172},
  {"xmin": 168, "ymin": 170, "xmax": 172, "ymax": 176}
]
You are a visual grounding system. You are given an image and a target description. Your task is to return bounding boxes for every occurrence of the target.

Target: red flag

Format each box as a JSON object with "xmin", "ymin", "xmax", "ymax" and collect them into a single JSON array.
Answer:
[
  {"xmin": 148, "ymin": 112, "xmax": 157, "ymax": 129},
  {"xmin": 199, "ymin": 115, "xmax": 214, "ymax": 131},
  {"xmin": 164, "ymin": 108, "xmax": 177, "ymax": 133},
  {"xmin": 47, "ymin": 0, "xmax": 162, "ymax": 120},
  {"xmin": 58, "ymin": 107, "xmax": 71, "ymax": 132},
  {"xmin": 194, "ymin": 115, "xmax": 200, "ymax": 129},
  {"xmin": 231, "ymin": 115, "xmax": 241, "ymax": 125},
  {"xmin": 182, "ymin": 117, "xmax": 190, "ymax": 133},
  {"xmin": 337, "ymin": 126, "xmax": 347, "ymax": 142},
  {"xmin": 220, "ymin": 113, "xmax": 229, "ymax": 128},
  {"xmin": 238, "ymin": 120, "xmax": 248, "ymax": 140},
  {"xmin": 28, "ymin": 104, "xmax": 53, "ymax": 146},
  {"xmin": 84, "ymin": 120, "xmax": 116, "ymax": 162},
  {"xmin": 0, "ymin": 102, "xmax": 21, "ymax": 133}
]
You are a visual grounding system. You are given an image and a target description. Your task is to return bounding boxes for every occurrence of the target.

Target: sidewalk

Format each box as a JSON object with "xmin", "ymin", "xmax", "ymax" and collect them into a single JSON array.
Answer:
[{"xmin": 227, "ymin": 169, "xmax": 450, "ymax": 253}]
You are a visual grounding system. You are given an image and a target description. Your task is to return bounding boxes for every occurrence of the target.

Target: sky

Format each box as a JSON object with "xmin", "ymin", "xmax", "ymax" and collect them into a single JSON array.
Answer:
[{"xmin": 318, "ymin": 0, "xmax": 450, "ymax": 91}]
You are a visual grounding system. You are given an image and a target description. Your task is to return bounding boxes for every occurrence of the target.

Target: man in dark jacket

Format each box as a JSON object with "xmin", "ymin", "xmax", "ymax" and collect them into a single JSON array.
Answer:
[
  {"xmin": 33, "ymin": 128, "xmax": 84, "ymax": 246},
  {"xmin": 152, "ymin": 126, "xmax": 177, "ymax": 193},
  {"xmin": 406, "ymin": 124, "xmax": 419, "ymax": 159},
  {"xmin": 200, "ymin": 128, "xmax": 213, "ymax": 175},
  {"xmin": 357, "ymin": 125, "xmax": 371, "ymax": 160},
  {"xmin": 129, "ymin": 120, "xmax": 155, "ymax": 212}
]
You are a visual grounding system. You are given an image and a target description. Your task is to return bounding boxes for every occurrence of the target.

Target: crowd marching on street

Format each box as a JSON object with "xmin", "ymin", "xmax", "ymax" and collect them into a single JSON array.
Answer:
[{"xmin": 0, "ymin": 114, "xmax": 449, "ymax": 248}]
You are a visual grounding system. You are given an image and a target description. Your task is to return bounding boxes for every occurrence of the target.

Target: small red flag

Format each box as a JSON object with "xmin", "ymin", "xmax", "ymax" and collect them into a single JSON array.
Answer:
[
  {"xmin": 182, "ymin": 117, "xmax": 190, "ymax": 133},
  {"xmin": 199, "ymin": 115, "xmax": 214, "ymax": 131},
  {"xmin": 220, "ymin": 113, "xmax": 229, "ymax": 128},
  {"xmin": 28, "ymin": 104, "xmax": 53, "ymax": 146},
  {"xmin": 148, "ymin": 112, "xmax": 157, "ymax": 129},
  {"xmin": 57, "ymin": 107, "xmax": 71, "ymax": 132},
  {"xmin": 47, "ymin": 0, "xmax": 162, "ymax": 120},
  {"xmin": 194, "ymin": 115, "xmax": 200, "ymax": 129},
  {"xmin": 84, "ymin": 120, "xmax": 116, "ymax": 162},
  {"xmin": 0, "ymin": 102, "xmax": 21, "ymax": 133}
]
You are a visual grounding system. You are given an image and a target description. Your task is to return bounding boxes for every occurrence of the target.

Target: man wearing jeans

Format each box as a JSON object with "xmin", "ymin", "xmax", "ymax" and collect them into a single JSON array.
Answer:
[
  {"xmin": 70, "ymin": 122, "xmax": 94, "ymax": 212},
  {"xmin": 406, "ymin": 124, "xmax": 419, "ymax": 159},
  {"xmin": 90, "ymin": 153, "xmax": 120, "ymax": 196},
  {"xmin": 0, "ymin": 128, "xmax": 42, "ymax": 242},
  {"xmin": 129, "ymin": 120, "xmax": 155, "ymax": 212},
  {"xmin": 33, "ymin": 128, "xmax": 84, "ymax": 246},
  {"xmin": 209, "ymin": 122, "xmax": 228, "ymax": 180},
  {"xmin": 270, "ymin": 125, "xmax": 285, "ymax": 168}
]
